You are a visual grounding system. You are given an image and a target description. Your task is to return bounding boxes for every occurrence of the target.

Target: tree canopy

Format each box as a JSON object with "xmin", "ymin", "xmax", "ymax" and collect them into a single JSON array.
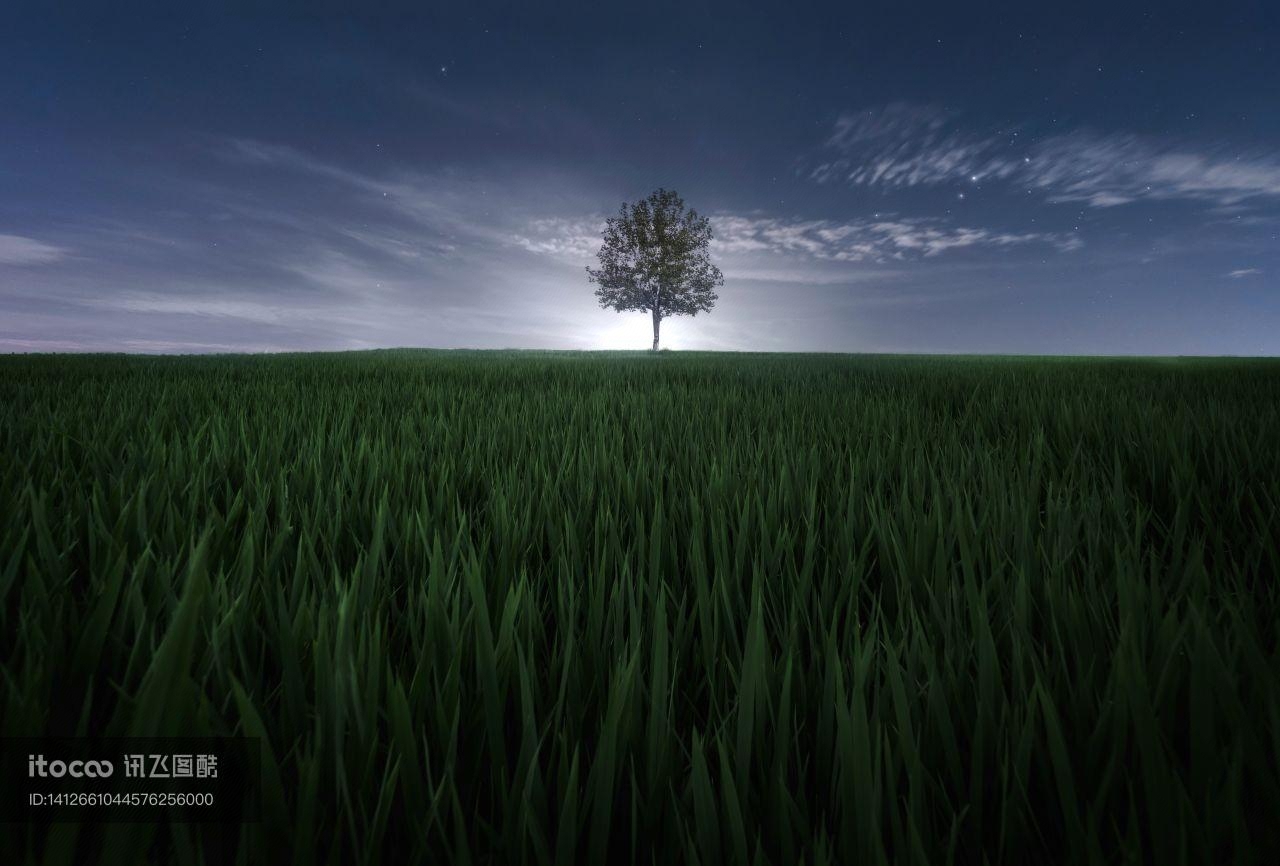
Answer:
[{"xmin": 586, "ymin": 188, "xmax": 723, "ymax": 349}]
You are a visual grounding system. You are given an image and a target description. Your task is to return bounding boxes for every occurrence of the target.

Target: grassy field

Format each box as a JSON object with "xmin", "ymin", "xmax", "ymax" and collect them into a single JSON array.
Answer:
[{"xmin": 2, "ymin": 350, "xmax": 1278, "ymax": 865}]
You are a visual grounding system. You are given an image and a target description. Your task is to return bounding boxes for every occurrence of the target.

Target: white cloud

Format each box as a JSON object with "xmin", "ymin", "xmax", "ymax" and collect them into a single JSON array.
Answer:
[
  {"xmin": 509, "ymin": 217, "xmax": 604, "ymax": 261},
  {"xmin": 0, "ymin": 234, "xmax": 68, "ymax": 265},
  {"xmin": 222, "ymin": 137, "xmax": 1071, "ymax": 277},
  {"xmin": 220, "ymin": 138, "xmax": 611, "ymax": 263},
  {"xmin": 90, "ymin": 294, "xmax": 294, "ymax": 323},
  {"xmin": 807, "ymin": 105, "xmax": 1280, "ymax": 208},
  {"xmin": 717, "ymin": 266, "xmax": 900, "ymax": 286},
  {"xmin": 219, "ymin": 138, "xmax": 508, "ymax": 247},
  {"xmin": 710, "ymin": 215, "xmax": 1078, "ymax": 262},
  {"xmin": 336, "ymin": 227, "xmax": 452, "ymax": 259},
  {"xmin": 1227, "ymin": 268, "xmax": 1262, "ymax": 278},
  {"xmin": 508, "ymin": 211, "xmax": 1076, "ymax": 270},
  {"xmin": 116, "ymin": 339, "xmax": 290, "ymax": 353}
]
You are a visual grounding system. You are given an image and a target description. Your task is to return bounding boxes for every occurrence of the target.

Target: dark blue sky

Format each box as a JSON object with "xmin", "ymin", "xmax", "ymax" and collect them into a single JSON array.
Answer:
[{"xmin": 2, "ymin": 2, "xmax": 1277, "ymax": 353}]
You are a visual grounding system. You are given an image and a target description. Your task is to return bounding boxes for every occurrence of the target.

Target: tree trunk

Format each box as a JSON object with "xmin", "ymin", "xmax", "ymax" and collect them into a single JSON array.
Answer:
[{"xmin": 651, "ymin": 306, "xmax": 661, "ymax": 351}]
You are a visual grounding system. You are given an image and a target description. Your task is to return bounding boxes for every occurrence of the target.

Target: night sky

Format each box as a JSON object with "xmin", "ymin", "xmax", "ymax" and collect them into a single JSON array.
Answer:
[{"xmin": 3, "ymin": 2, "xmax": 1277, "ymax": 354}]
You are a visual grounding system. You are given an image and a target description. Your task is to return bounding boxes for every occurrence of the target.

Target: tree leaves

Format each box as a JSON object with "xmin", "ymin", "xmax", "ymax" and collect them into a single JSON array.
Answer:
[{"xmin": 586, "ymin": 188, "xmax": 724, "ymax": 321}]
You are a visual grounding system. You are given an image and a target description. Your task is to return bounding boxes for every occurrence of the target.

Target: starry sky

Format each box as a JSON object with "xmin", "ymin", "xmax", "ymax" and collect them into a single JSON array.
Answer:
[{"xmin": 3, "ymin": 2, "xmax": 1278, "ymax": 354}]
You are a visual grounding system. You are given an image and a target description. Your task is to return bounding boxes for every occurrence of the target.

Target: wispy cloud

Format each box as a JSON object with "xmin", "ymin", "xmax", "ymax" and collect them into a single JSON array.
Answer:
[
  {"xmin": 0, "ymin": 335, "xmax": 293, "ymax": 353},
  {"xmin": 0, "ymin": 234, "xmax": 68, "ymax": 266},
  {"xmin": 507, "ymin": 211, "xmax": 1077, "ymax": 269},
  {"xmin": 509, "ymin": 217, "xmax": 604, "ymax": 261},
  {"xmin": 710, "ymin": 215, "xmax": 1079, "ymax": 261},
  {"xmin": 222, "ymin": 139, "xmax": 365, "ymax": 186},
  {"xmin": 806, "ymin": 104, "xmax": 1280, "ymax": 208},
  {"xmin": 219, "ymin": 138, "xmax": 506, "ymax": 248},
  {"xmin": 89, "ymin": 294, "xmax": 296, "ymax": 324},
  {"xmin": 226, "ymin": 138, "xmax": 1068, "ymax": 279},
  {"xmin": 220, "ymin": 138, "xmax": 608, "ymax": 263},
  {"xmin": 1227, "ymin": 268, "xmax": 1262, "ymax": 278},
  {"xmin": 221, "ymin": 137, "xmax": 1082, "ymax": 280}
]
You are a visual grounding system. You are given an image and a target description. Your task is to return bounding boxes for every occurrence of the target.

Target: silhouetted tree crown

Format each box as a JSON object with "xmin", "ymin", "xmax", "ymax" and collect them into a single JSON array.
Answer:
[{"xmin": 586, "ymin": 188, "xmax": 723, "ymax": 350}]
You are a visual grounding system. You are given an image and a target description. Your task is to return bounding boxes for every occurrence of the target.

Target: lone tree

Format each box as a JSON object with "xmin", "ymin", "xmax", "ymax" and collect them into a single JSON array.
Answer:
[{"xmin": 587, "ymin": 188, "xmax": 723, "ymax": 351}]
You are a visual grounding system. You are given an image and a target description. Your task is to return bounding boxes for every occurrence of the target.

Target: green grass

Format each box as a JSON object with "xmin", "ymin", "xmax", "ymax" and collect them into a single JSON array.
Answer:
[{"xmin": 2, "ymin": 350, "xmax": 1278, "ymax": 864}]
